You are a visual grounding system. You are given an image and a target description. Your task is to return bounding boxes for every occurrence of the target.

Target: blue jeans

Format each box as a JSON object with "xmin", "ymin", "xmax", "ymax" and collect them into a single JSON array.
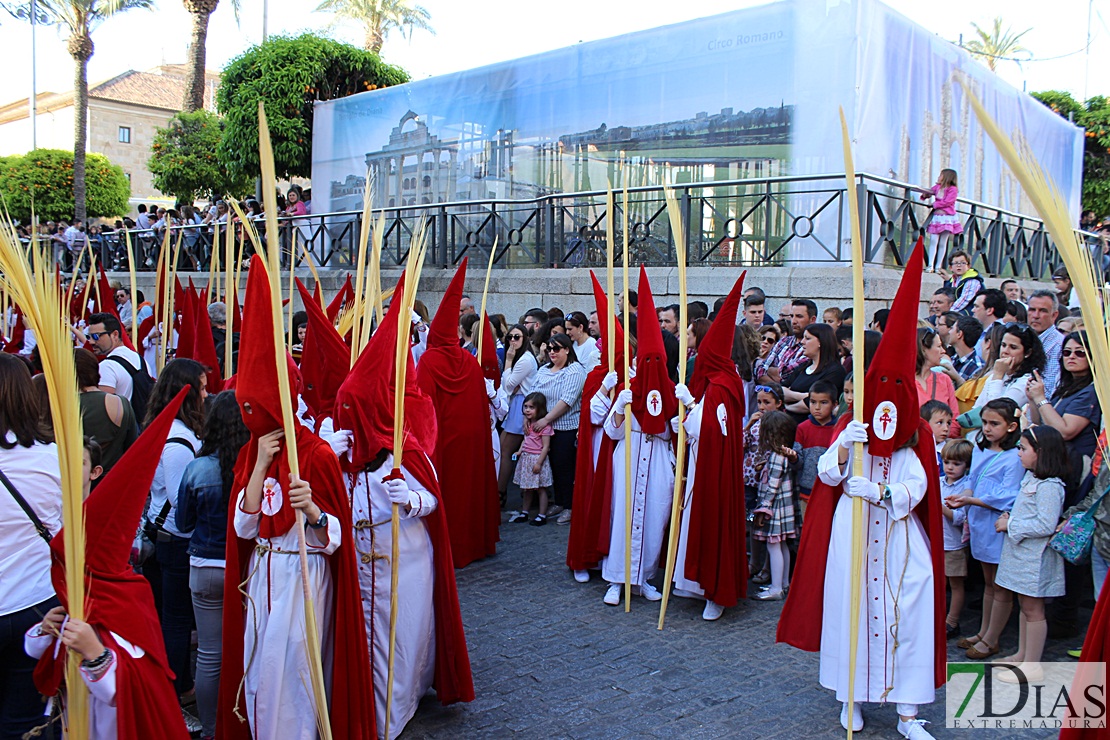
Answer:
[
  {"xmin": 0, "ymin": 596, "xmax": 58, "ymax": 739},
  {"xmin": 1093, "ymin": 548, "xmax": 1109, "ymax": 600},
  {"xmin": 155, "ymin": 535, "xmax": 195, "ymax": 696}
]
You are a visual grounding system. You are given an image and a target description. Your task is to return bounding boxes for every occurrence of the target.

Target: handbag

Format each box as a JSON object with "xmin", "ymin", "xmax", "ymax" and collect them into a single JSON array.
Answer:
[
  {"xmin": 0, "ymin": 467, "xmax": 52, "ymax": 543},
  {"xmin": 1050, "ymin": 487, "xmax": 1110, "ymax": 565}
]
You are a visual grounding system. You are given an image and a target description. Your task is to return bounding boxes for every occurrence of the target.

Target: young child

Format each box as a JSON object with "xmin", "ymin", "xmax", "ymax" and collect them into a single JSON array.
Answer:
[
  {"xmin": 836, "ymin": 373, "xmax": 854, "ymax": 417},
  {"xmin": 991, "ymin": 426, "xmax": 1068, "ymax": 681},
  {"xmin": 945, "ymin": 398, "xmax": 1026, "ymax": 661},
  {"xmin": 751, "ymin": 410, "xmax": 799, "ymax": 601},
  {"xmin": 920, "ymin": 168, "xmax": 963, "ymax": 270},
  {"xmin": 822, "ymin": 307, "xmax": 842, "ymax": 329},
  {"xmin": 920, "ymin": 399, "xmax": 953, "ymax": 460},
  {"xmin": 510, "ymin": 392, "xmax": 554, "ymax": 526},
  {"xmin": 939, "ymin": 439, "xmax": 973, "ymax": 638},
  {"xmin": 82, "ymin": 436, "xmax": 104, "ymax": 499},
  {"xmin": 745, "ymin": 382, "xmax": 785, "ymax": 584},
  {"xmin": 794, "ymin": 380, "xmax": 839, "ymax": 518}
]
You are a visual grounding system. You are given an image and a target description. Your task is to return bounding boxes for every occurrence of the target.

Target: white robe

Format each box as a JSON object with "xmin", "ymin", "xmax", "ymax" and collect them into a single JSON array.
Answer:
[
  {"xmin": 600, "ymin": 405, "xmax": 676, "ymax": 587},
  {"xmin": 25, "ymin": 628, "xmax": 145, "ymax": 739},
  {"xmin": 347, "ymin": 456, "xmax": 438, "ymax": 740},
  {"xmin": 815, "ymin": 445, "xmax": 936, "ymax": 705},
  {"xmin": 673, "ymin": 401, "xmax": 706, "ymax": 596},
  {"xmin": 234, "ymin": 482, "xmax": 340, "ymax": 740}
]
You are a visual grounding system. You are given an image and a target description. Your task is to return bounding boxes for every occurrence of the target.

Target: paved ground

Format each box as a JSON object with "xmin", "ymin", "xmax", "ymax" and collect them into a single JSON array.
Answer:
[{"xmin": 402, "ymin": 513, "xmax": 1090, "ymax": 740}]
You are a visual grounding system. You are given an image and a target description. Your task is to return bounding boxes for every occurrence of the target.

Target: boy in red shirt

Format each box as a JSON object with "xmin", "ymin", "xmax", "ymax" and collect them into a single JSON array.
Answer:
[{"xmin": 794, "ymin": 380, "xmax": 839, "ymax": 519}]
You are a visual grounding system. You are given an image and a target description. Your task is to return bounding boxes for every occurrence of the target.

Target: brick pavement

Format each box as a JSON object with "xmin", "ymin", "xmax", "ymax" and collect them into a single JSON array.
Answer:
[{"xmin": 401, "ymin": 518, "xmax": 1089, "ymax": 739}]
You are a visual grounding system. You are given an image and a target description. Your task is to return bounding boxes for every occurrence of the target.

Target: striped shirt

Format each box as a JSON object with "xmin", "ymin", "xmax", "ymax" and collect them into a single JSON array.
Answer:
[
  {"xmin": 1039, "ymin": 326, "xmax": 1064, "ymax": 398},
  {"xmin": 531, "ymin": 362, "xmax": 587, "ymax": 431}
]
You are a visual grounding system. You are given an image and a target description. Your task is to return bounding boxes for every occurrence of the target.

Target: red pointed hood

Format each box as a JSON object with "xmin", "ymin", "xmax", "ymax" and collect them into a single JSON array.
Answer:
[
  {"xmin": 175, "ymin": 278, "xmax": 196, "ymax": 361},
  {"xmin": 479, "ymin": 312, "xmax": 500, "ymax": 389},
  {"xmin": 94, "ymin": 264, "xmax": 133, "ymax": 350},
  {"xmin": 296, "ymin": 277, "xmax": 350, "ymax": 419},
  {"xmin": 4, "ymin": 305, "xmax": 24, "ymax": 353},
  {"xmin": 235, "ymin": 255, "xmax": 300, "ymax": 436},
  {"xmin": 860, "ymin": 237, "xmax": 925, "ymax": 457},
  {"xmin": 631, "ymin": 266, "xmax": 676, "ymax": 434},
  {"xmin": 49, "ymin": 387, "xmax": 187, "ymax": 664},
  {"xmin": 428, "ymin": 258, "xmax": 467, "ymax": 350},
  {"xmin": 327, "ymin": 274, "xmax": 354, "ymax": 323},
  {"xmin": 193, "ymin": 294, "xmax": 223, "ymax": 394},
  {"xmin": 589, "ymin": 270, "xmax": 626, "ymax": 377},
  {"xmin": 689, "ymin": 272, "xmax": 746, "ymax": 401},
  {"xmin": 334, "ymin": 272, "xmax": 437, "ymax": 468}
]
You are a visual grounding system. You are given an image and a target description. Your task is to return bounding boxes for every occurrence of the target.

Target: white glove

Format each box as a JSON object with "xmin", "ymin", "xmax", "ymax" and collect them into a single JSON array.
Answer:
[
  {"xmin": 602, "ymin": 371, "xmax": 619, "ymax": 391},
  {"xmin": 675, "ymin": 383, "xmax": 695, "ymax": 407},
  {"xmin": 484, "ymin": 378, "xmax": 496, "ymax": 399},
  {"xmin": 845, "ymin": 476, "xmax": 881, "ymax": 503},
  {"xmin": 325, "ymin": 430, "xmax": 353, "ymax": 459},
  {"xmin": 837, "ymin": 420, "xmax": 869, "ymax": 449},
  {"xmin": 385, "ymin": 477, "xmax": 410, "ymax": 505},
  {"xmin": 614, "ymin": 388, "xmax": 634, "ymax": 414},
  {"xmin": 670, "ymin": 416, "xmax": 680, "ymax": 434}
]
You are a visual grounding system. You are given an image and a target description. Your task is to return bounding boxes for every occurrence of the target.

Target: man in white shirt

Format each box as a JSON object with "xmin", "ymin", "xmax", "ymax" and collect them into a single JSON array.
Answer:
[
  {"xmin": 115, "ymin": 287, "xmax": 134, "ymax": 327},
  {"xmin": 87, "ymin": 313, "xmax": 143, "ymax": 402}
]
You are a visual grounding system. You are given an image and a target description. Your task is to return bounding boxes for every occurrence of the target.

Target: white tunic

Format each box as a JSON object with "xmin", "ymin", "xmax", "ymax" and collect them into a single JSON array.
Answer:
[
  {"xmin": 600, "ymin": 405, "xmax": 676, "ymax": 587},
  {"xmin": 346, "ymin": 456, "xmax": 438, "ymax": 740},
  {"xmin": 234, "ymin": 482, "xmax": 341, "ymax": 740},
  {"xmin": 673, "ymin": 402, "xmax": 706, "ymax": 596},
  {"xmin": 815, "ymin": 445, "xmax": 936, "ymax": 705}
]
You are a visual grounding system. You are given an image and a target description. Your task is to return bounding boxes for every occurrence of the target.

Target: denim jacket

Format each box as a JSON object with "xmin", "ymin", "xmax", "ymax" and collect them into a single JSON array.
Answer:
[{"xmin": 174, "ymin": 454, "xmax": 229, "ymax": 560}]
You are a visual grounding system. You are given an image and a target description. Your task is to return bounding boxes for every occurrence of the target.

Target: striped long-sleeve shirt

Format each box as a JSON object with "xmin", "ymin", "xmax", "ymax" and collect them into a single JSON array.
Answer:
[{"xmin": 531, "ymin": 362, "xmax": 587, "ymax": 431}]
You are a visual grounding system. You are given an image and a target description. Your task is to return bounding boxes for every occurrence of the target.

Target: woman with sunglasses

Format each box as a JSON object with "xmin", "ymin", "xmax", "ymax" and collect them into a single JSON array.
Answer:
[
  {"xmin": 915, "ymin": 327, "xmax": 960, "ymax": 437},
  {"xmin": 530, "ymin": 333, "xmax": 587, "ymax": 524},
  {"xmin": 753, "ymin": 325, "xmax": 781, "ymax": 383},
  {"xmin": 972, "ymin": 324, "xmax": 1046, "ymax": 413},
  {"xmin": 498, "ymin": 324, "xmax": 539, "ymax": 505}
]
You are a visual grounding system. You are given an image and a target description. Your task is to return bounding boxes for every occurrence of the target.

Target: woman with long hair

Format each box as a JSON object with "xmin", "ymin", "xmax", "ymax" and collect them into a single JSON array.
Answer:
[
  {"xmin": 530, "ymin": 332, "xmax": 587, "ymax": 523},
  {"xmin": 498, "ymin": 323, "xmax": 539, "ymax": 505},
  {"xmin": 141, "ymin": 358, "xmax": 208, "ymax": 706},
  {"xmin": 0, "ymin": 354, "xmax": 61, "ymax": 738},
  {"xmin": 915, "ymin": 327, "xmax": 959, "ymax": 437},
  {"xmin": 783, "ymin": 323, "xmax": 846, "ymax": 422},
  {"xmin": 973, "ymin": 324, "xmax": 1046, "ymax": 412},
  {"xmin": 175, "ymin": 391, "xmax": 249, "ymax": 740}
]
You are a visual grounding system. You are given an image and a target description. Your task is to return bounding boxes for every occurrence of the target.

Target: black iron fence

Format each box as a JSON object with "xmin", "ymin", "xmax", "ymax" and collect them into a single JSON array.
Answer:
[{"xmin": 40, "ymin": 173, "xmax": 1099, "ymax": 280}]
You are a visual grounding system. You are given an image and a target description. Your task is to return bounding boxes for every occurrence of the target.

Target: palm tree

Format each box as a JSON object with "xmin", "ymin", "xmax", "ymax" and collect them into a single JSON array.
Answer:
[
  {"xmin": 38, "ymin": 0, "xmax": 151, "ymax": 222},
  {"xmin": 314, "ymin": 0, "xmax": 433, "ymax": 54},
  {"xmin": 183, "ymin": 0, "xmax": 239, "ymax": 112},
  {"xmin": 963, "ymin": 17, "xmax": 1032, "ymax": 72}
]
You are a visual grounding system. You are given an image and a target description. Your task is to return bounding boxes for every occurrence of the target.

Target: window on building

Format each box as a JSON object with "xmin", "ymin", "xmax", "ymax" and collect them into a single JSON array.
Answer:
[{"xmin": 118, "ymin": 126, "xmax": 131, "ymax": 144}]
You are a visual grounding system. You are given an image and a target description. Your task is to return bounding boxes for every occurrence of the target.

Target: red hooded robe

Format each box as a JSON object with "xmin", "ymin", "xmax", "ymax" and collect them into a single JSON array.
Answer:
[
  {"xmin": 35, "ymin": 389, "xmax": 191, "ymax": 740},
  {"xmin": 295, "ymin": 278, "xmax": 351, "ymax": 423},
  {"xmin": 334, "ymin": 271, "xmax": 474, "ymax": 706},
  {"xmin": 217, "ymin": 255, "xmax": 374, "ymax": 740},
  {"xmin": 414, "ymin": 258, "xmax": 500, "ymax": 568},
  {"xmin": 776, "ymin": 238, "xmax": 947, "ymax": 689},
  {"xmin": 682, "ymin": 272, "xmax": 748, "ymax": 607},
  {"xmin": 566, "ymin": 270, "xmax": 626, "ymax": 572}
]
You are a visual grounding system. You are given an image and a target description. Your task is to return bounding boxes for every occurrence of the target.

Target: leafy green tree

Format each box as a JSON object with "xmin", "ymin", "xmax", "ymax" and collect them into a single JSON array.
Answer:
[
  {"xmin": 314, "ymin": 0, "xmax": 433, "ymax": 54},
  {"xmin": 0, "ymin": 149, "xmax": 129, "ymax": 222},
  {"xmin": 217, "ymin": 34, "xmax": 408, "ymax": 182},
  {"xmin": 35, "ymin": 0, "xmax": 152, "ymax": 222},
  {"xmin": 149, "ymin": 110, "xmax": 251, "ymax": 202},
  {"xmin": 964, "ymin": 17, "xmax": 1031, "ymax": 72},
  {"xmin": 1031, "ymin": 90, "xmax": 1110, "ymax": 217}
]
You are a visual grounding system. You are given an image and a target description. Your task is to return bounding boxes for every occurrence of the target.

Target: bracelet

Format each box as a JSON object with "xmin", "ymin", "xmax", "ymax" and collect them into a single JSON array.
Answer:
[
  {"xmin": 81, "ymin": 647, "xmax": 111, "ymax": 669},
  {"xmin": 1036, "ymin": 399, "xmax": 1050, "ymax": 408}
]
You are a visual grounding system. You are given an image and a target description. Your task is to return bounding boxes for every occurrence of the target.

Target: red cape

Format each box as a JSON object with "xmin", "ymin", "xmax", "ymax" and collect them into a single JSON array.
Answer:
[
  {"xmin": 217, "ymin": 427, "xmax": 375, "ymax": 740},
  {"xmin": 1060, "ymin": 580, "xmax": 1110, "ymax": 739},
  {"xmin": 776, "ymin": 416, "xmax": 947, "ymax": 688},
  {"xmin": 683, "ymin": 381, "xmax": 748, "ymax": 606},
  {"xmin": 415, "ymin": 346, "xmax": 500, "ymax": 568}
]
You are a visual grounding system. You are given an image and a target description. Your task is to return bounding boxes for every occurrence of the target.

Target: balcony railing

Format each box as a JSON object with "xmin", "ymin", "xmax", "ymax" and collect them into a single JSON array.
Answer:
[{"xmin": 38, "ymin": 173, "xmax": 1099, "ymax": 280}]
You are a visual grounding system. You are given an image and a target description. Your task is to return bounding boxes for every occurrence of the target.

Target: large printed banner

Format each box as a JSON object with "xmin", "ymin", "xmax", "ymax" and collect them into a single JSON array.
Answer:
[{"xmin": 313, "ymin": 0, "xmax": 1084, "ymax": 238}]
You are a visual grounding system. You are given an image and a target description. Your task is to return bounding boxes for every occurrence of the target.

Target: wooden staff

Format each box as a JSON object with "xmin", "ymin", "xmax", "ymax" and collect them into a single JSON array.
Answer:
[
  {"xmin": 606, "ymin": 189, "xmax": 616, "ymax": 381},
  {"xmin": 360, "ymin": 211, "xmax": 385, "ymax": 353},
  {"xmin": 839, "ymin": 107, "xmax": 867, "ymax": 740},
  {"xmin": 124, "ymin": 230, "xmax": 139, "ymax": 342},
  {"xmin": 350, "ymin": 174, "xmax": 375, "ymax": 367},
  {"xmin": 207, "ymin": 225, "xmax": 220, "ymax": 306},
  {"xmin": 657, "ymin": 187, "xmax": 688, "ymax": 630},
  {"xmin": 297, "ymin": 238, "xmax": 326, "ymax": 311},
  {"xmin": 476, "ymin": 237, "xmax": 498, "ymax": 360},
  {"xmin": 385, "ymin": 224, "xmax": 429, "ymax": 740},
  {"xmin": 79, "ymin": 257, "xmax": 95, "ymax": 318},
  {"xmin": 622, "ymin": 177, "xmax": 633, "ymax": 613},
  {"xmin": 223, "ymin": 220, "xmax": 235, "ymax": 380},
  {"xmin": 160, "ymin": 232, "xmax": 184, "ymax": 374},
  {"xmin": 287, "ymin": 244, "xmax": 296, "ymax": 350},
  {"xmin": 64, "ymin": 242, "xmax": 88, "ymax": 319},
  {"xmin": 257, "ymin": 102, "xmax": 332, "ymax": 737}
]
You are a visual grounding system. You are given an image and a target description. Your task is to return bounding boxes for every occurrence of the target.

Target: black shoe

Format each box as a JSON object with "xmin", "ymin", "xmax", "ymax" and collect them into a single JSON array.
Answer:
[
  {"xmin": 530, "ymin": 514, "xmax": 548, "ymax": 527},
  {"xmin": 946, "ymin": 622, "xmax": 960, "ymax": 639}
]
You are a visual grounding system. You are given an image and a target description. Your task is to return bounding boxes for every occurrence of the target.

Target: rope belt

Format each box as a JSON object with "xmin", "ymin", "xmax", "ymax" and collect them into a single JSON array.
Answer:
[
  {"xmin": 353, "ymin": 518, "xmax": 392, "ymax": 564},
  {"xmin": 255, "ymin": 543, "xmax": 325, "ymax": 557}
]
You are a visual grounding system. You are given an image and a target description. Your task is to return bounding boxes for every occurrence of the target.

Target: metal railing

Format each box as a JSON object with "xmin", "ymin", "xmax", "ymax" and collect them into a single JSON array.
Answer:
[{"xmin": 40, "ymin": 173, "xmax": 1096, "ymax": 279}]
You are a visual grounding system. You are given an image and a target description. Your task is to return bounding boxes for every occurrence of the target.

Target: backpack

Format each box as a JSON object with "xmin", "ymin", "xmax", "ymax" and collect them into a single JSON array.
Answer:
[{"xmin": 105, "ymin": 354, "xmax": 155, "ymax": 421}]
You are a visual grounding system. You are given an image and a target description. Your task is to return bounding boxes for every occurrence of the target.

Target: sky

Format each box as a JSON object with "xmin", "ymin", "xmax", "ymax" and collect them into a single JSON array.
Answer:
[{"xmin": 0, "ymin": 0, "xmax": 1106, "ymax": 107}]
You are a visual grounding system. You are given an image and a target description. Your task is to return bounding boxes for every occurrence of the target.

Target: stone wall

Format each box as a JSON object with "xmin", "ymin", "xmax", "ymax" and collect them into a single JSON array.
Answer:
[{"xmin": 109, "ymin": 265, "xmax": 1049, "ymax": 325}]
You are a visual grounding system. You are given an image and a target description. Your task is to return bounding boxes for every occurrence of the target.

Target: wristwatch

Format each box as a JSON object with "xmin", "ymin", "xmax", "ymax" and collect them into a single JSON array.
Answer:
[
  {"xmin": 881, "ymin": 485, "xmax": 892, "ymax": 501},
  {"xmin": 1036, "ymin": 399, "xmax": 1050, "ymax": 408},
  {"xmin": 307, "ymin": 512, "xmax": 328, "ymax": 530}
]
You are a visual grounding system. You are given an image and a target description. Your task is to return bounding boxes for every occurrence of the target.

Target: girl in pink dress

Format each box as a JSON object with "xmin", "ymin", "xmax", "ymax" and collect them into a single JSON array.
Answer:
[{"xmin": 921, "ymin": 168, "xmax": 964, "ymax": 271}]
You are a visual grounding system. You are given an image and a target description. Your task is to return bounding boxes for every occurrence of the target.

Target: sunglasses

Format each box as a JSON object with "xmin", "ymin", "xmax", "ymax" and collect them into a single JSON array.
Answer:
[
  {"xmin": 761, "ymin": 336, "xmax": 776, "ymax": 343},
  {"xmin": 755, "ymin": 384, "xmax": 783, "ymax": 399},
  {"xmin": 508, "ymin": 334, "xmax": 523, "ymax": 341},
  {"xmin": 549, "ymin": 347, "xmax": 567, "ymax": 354},
  {"xmin": 87, "ymin": 332, "xmax": 103, "ymax": 341},
  {"xmin": 1062, "ymin": 348, "xmax": 1088, "ymax": 358}
]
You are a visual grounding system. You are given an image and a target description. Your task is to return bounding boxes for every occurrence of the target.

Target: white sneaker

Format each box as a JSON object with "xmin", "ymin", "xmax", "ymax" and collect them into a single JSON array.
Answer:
[
  {"xmin": 573, "ymin": 569, "xmax": 589, "ymax": 583},
  {"xmin": 702, "ymin": 600, "xmax": 724, "ymax": 621},
  {"xmin": 897, "ymin": 718, "xmax": 933, "ymax": 739},
  {"xmin": 603, "ymin": 584, "xmax": 621, "ymax": 605},
  {"xmin": 639, "ymin": 583, "xmax": 663, "ymax": 601},
  {"xmin": 672, "ymin": 587, "xmax": 701, "ymax": 599},
  {"xmin": 557, "ymin": 509, "xmax": 572, "ymax": 525},
  {"xmin": 839, "ymin": 702, "xmax": 863, "ymax": 732}
]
